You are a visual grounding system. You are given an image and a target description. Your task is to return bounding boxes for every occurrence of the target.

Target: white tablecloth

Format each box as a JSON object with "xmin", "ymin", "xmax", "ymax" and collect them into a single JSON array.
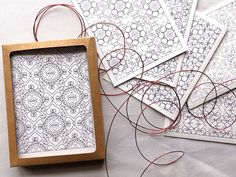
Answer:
[{"xmin": 0, "ymin": 0, "xmax": 235, "ymax": 176}]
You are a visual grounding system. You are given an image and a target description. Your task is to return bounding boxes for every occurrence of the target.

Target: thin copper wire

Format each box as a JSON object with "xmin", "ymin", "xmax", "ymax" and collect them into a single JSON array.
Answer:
[
  {"xmin": 33, "ymin": 4, "xmax": 86, "ymax": 41},
  {"xmin": 33, "ymin": 4, "xmax": 236, "ymax": 176}
]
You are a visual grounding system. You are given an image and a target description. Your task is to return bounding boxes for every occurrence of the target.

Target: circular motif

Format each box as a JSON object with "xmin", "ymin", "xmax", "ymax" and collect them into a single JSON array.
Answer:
[
  {"xmin": 78, "ymin": 61, "xmax": 89, "ymax": 79},
  {"xmin": 39, "ymin": 63, "xmax": 62, "ymax": 85},
  {"xmin": 149, "ymin": 1, "xmax": 160, "ymax": 11},
  {"xmin": 66, "ymin": 138, "xmax": 86, "ymax": 149},
  {"xmin": 16, "ymin": 119, "xmax": 26, "ymax": 137},
  {"xmin": 91, "ymin": 25, "xmax": 113, "ymax": 44},
  {"xmin": 144, "ymin": 0, "xmax": 161, "ymax": 16},
  {"xmin": 81, "ymin": 0, "xmax": 91, "ymax": 11},
  {"xmin": 95, "ymin": 28, "xmax": 106, "ymax": 39},
  {"xmin": 22, "ymin": 90, "xmax": 44, "ymax": 112},
  {"xmin": 62, "ymin": 87, "xmax": 83, "ymax": 108},
  {"xmin": 26, "ymin": 142, "xmax": 46, "ymax": 153},
  {"xmin": 126, "ymin": 23, "xmax": 146, "ymax": 46},
  {"xmin": 43, "ymin": 114, "xmax": 66, "ymax": 137},
  {"xmin": 79, "ymin": 0, "xmax": 96, "ymax": 16},
  {"xmin": 12, "ymin": 67, "xmax": 23, "ymax": 85},
  {"xmin": 165, "ymin": 29, "xmax": 175, "ymax": 40},
  {"xmin": 115, "ymin": 1, "xmax": 125, "ymax": 11},
  {"xmin": 110, "ymin": 0, "xmax": 131, "ymax": 17},
  {"xmin": 82, "ymin": 112, "xmax": 94, "ymax": 132}
]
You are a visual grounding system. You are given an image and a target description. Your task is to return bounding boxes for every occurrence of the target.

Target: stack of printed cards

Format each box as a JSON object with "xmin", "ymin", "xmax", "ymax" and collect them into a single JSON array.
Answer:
[
  {"xmin": 72, "ymin": 0, "xmax": 236, "ymax": 144},
  {"xmin": 166, "ymin": 0, "xmax": 236, "ymax": 144}
]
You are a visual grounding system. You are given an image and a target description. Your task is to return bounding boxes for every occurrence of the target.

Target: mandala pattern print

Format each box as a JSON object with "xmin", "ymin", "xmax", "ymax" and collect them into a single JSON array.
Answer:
[
  {"xmin": 72, "ymin": 0, "xmax": 187, "ymax": 86},
  {"xmin": 107, "ymin": 13, "xmax": 226, "ymax": 119},
  {"xmin": 166, "ymin": 0, "xmax": 236, "ymax": 145},
  {"xmin": 189, "ymin": 0, "xmax": 236, "ymax": 108},
  {"xmin": 11, "ymin": 46, "xmax": 96, "ymax": 158},
  {"xmin": 140, "ymin": 0, "xmax": 198, "ymax": 87}
]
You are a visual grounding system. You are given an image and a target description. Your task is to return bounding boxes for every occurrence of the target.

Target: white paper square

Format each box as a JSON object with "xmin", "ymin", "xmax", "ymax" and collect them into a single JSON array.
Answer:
[
  {"xmin": 188, "ymin": 0, "xmax": 236, "ymax": 109},
  {"xmin": 139, "ymin": 0, "xmax": 198, "ymax": 87},
  {"xmin": 72, "ymin": 0, "xmax": 187, "ymax": 86},
  {"xmin": 105, "ymin": 12, "xmax": 227, "ymax": 120}
]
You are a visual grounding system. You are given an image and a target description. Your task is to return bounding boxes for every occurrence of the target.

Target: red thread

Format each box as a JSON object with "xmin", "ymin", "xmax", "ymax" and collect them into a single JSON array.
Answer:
[
  {"xmin": 33, "ymin": 4, "xmax": 236, "ymax": 176},
  {"xmin": 33, "ymin": 4, "xmax": 86, "ymax": 41}
]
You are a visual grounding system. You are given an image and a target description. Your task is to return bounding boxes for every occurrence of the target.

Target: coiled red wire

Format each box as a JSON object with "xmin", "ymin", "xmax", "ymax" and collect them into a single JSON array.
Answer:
[{"xmin": 33, "ymin": 4, "xmax": 236, "ymax": 176}]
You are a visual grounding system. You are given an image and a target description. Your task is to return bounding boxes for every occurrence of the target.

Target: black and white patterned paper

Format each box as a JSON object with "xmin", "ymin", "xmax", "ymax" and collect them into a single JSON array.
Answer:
[
  {"xmin": 11, "ymin": 46, "xmax": 96, "ymax": 158},
  {"xmin": 167, "ymin": 0, "xmax": 236, "ymax": 145},
  {"xmin": 105, "ymin": 12, "xmax": 227, "ymax": 119},
  {"xmin": 188, "ymin": 0, "xmax": 236, "ymax": 109},
  {"xmin": 141, "ymin": 0, "xmax": 198, "ymax": 87},
  {"xmin": 72, "ymin": 0, "xmax": 187, "ymax": 86}
]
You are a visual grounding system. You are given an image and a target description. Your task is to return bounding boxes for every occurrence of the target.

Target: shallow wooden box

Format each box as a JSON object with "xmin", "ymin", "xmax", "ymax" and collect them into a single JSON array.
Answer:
[{"xmin": 2, "ymin": 38, "xmax": 105, "ymax": 167}]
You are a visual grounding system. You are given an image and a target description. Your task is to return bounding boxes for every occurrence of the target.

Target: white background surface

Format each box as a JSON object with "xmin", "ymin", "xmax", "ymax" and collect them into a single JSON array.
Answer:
[{"xmin": 0, "ymin": 0, "xmax": 235, "ymax": 177}]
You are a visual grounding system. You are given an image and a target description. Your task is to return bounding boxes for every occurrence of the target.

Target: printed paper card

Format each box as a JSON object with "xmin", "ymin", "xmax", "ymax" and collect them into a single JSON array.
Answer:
[
  {"xmin": 72, "ymin": 0, "xmax": 187, "ymax": 86},
  {"xmin": 188, "ymin": 0, "xmax": 236, "ymax": 109},
  {"xmin": 11, "ymin": 47, "xmax": 96, "ymax": 158},
  {"xmin": 165, "ymin": 85, "xmax": 236, "ymax": 144},
  {"xmin": 105, "ymin": 12, "xmax": 227, "ymax": 119},
  {"xmin": 140, "ymin": 0, "xmax": 198, "ymax": 87}
]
